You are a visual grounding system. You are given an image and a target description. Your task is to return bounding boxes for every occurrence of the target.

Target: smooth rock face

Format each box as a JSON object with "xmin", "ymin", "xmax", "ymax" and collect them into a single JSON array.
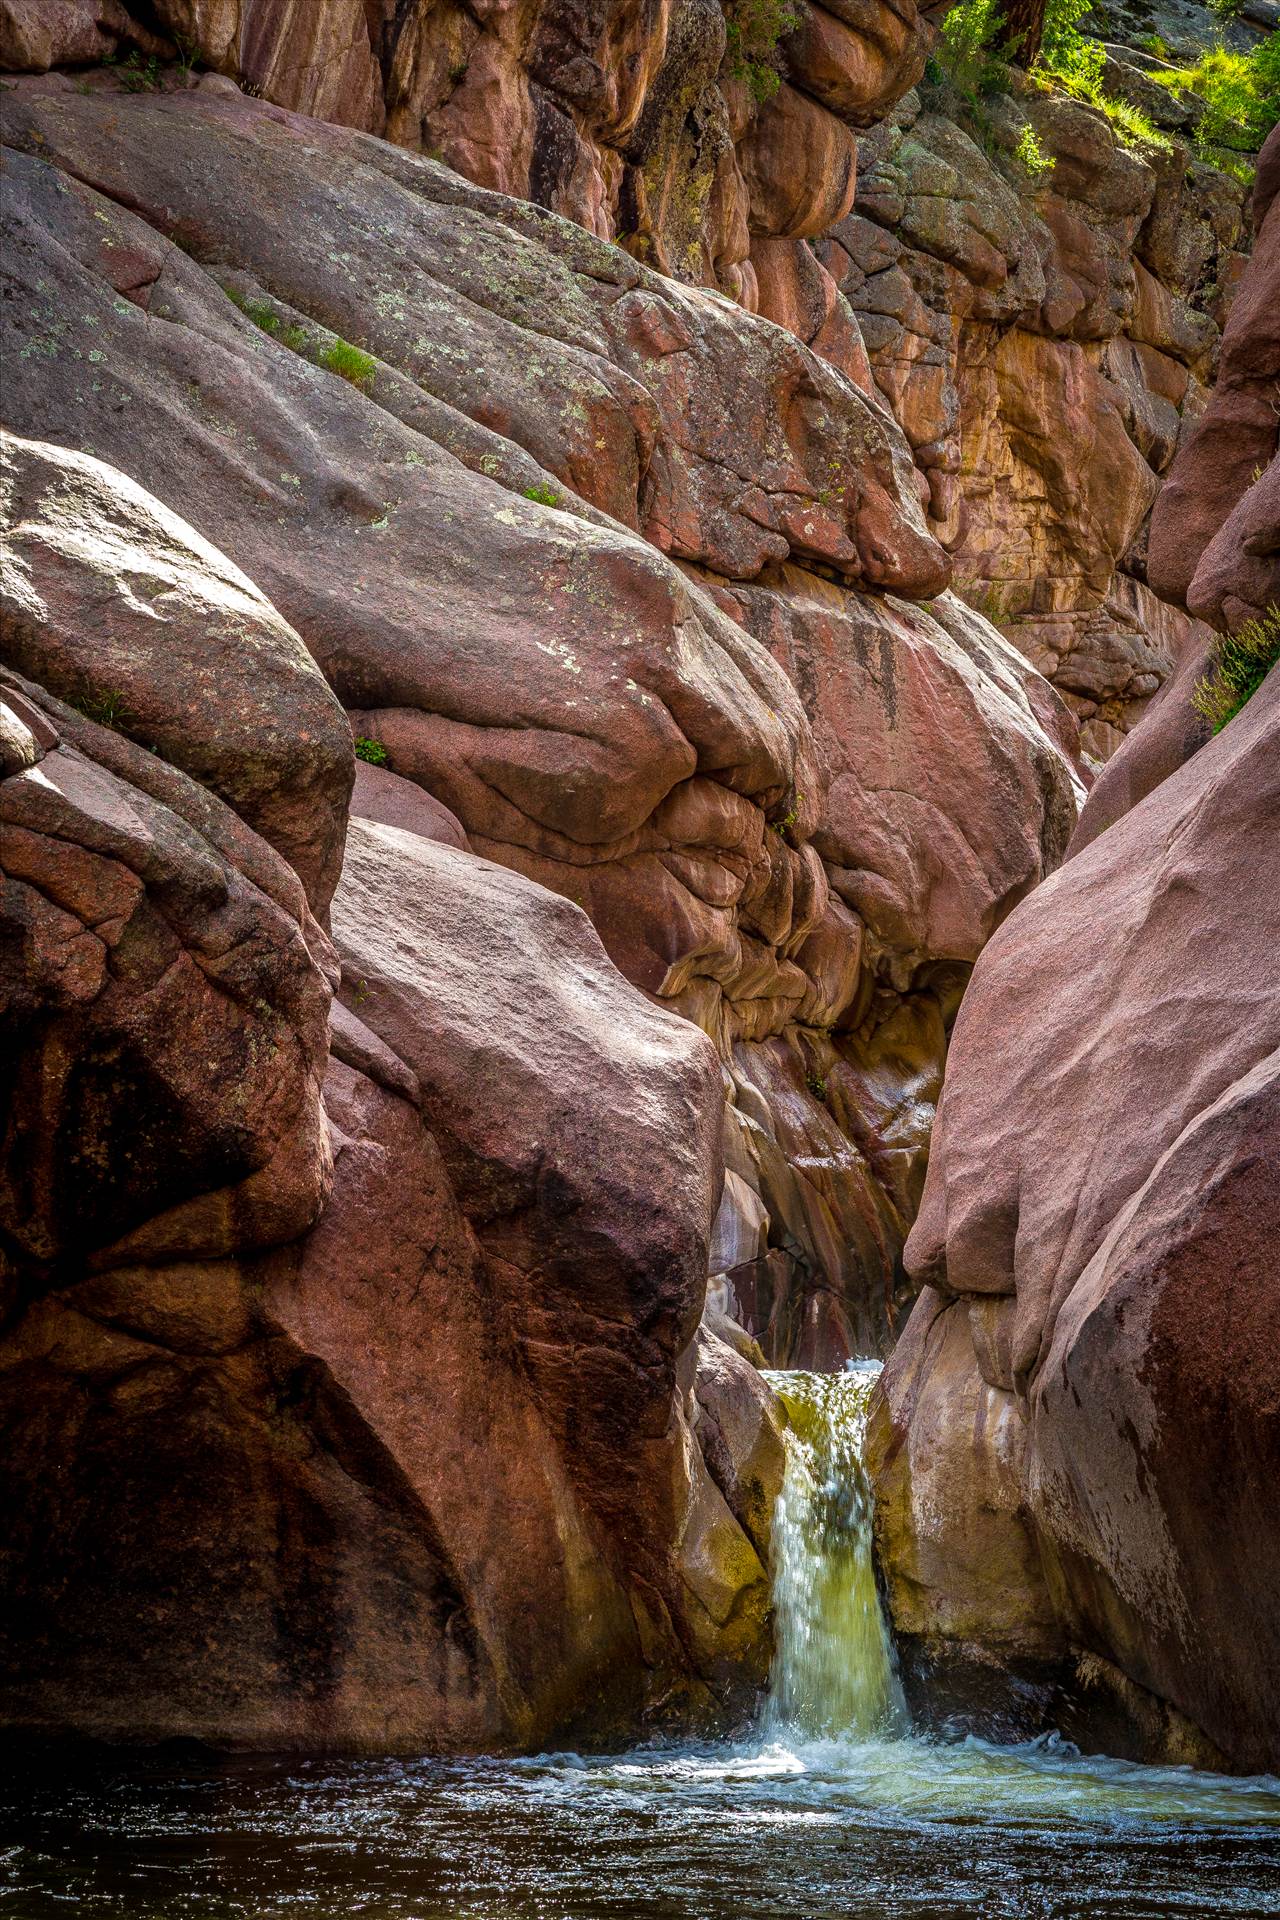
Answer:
[
  {"xmin": 1147, "ymin": 125, "xmax": 1280, "ymax": 630},
  {"xmin": 0, "ymin": 83, "xmax": 1079, "ymax": 1360},
  {"xmin": 0, "ymin": 431, "xmax": 353, "ymax": 912},
  {"xmin": 0, "ymin": 666, "xmax": 780, "ymax": 1750},
  {"xmin": 869, "ymin": 650, "xmax": 1280, "ymax": 1773}
]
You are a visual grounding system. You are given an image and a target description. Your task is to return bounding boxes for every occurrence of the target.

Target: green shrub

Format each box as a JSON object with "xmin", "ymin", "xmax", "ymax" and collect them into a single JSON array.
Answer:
[
  {"xmin": 1036, "ymin": 0, "xmax": 1173, "ymax": 148},
  {"xmin": 107, "ymin": 50, "xmax": 161, "ymax": 92},
  {"xmin": 938, "ymin": 0, "xmax": 1011, "ymax": 101},
  {"xmin": 1191, "ymin": 608, "xmax": 1280, "ymax": 732},
  {"xmin": 353, "ymin": 736, "xmax": 388, "ymax": 766},
  {"xmin": 521, "ymin": 481, "xmax": 561, "ymax": 507},
  {"xmin": 1015, "ymin": 119, "xmax": 1054, "ymax": 174},
  {"xmin": 224, "ymin": 286, "xmax": 310, "ymax": 352},
  {"xmin": 724, "ymin": 0, "xmax": 801, "ymax": 103},
  {"xmin": 72, "ymin": 688, "xmax": 129, "ymax": 729},
  {"xmin": 1150, "ymin": 36, "xmax": 1280, "ymax": 166},
  {"xmin": 319, "ymin": 338, "xmax": 378, "ymax": 390}
]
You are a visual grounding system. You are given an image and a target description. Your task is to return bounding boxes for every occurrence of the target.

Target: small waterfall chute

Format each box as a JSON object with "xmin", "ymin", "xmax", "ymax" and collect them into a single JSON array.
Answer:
[{"xmin": 762, "ymin": 1363, "xmax": 906, "ymax": 1742}]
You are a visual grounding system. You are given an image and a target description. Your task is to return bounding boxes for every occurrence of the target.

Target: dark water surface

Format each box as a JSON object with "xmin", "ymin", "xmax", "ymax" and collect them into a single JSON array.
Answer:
[{"xmin": 3, "ymin": 1733, "xmax": 1279, "ymax": 1920}]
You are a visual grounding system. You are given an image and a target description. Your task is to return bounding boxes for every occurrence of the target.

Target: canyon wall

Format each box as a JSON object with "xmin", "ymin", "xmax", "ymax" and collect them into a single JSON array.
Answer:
[
  {"xmin": 868, "ymin": 131, "xmax": 1280, "ymax": 1775},
  {"xmin": 0, "ymin": 1, "xmax": 1272, "ymax": 1760},
  {"xmin": 1, "ymin": 0, "xmax": 1256, "ymax": 764},
  {"xmin": 1, "ymin": 0, "xmax": 1259, "ymax": 1365},
  {"xmin": 0, "ymin": 66, "xmax": 1075, "ymax": 1746}
]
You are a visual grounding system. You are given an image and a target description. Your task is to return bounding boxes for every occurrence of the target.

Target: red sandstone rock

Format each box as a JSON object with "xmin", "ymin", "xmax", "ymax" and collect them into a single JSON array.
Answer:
[
  {"xmin": 0, "ymin": 670, "xmax": 334, "ymax": 1297},
  {"xmin": 870, "ymin": 660, "xmax": 1280, "ymax": 1772},
  {"xmin": 0, "ymin": 432, "xmax": 353, "ymax": 911},
  {"xmin": 1148, "ymin": 125, "xmax": 1280, "ymax": 625}
]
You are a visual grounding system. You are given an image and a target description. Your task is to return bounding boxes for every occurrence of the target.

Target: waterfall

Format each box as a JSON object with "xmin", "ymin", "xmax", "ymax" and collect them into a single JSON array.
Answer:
[{"xmin": 762, "ymin": 1364, "xmax": 906, "ymax": 1741}]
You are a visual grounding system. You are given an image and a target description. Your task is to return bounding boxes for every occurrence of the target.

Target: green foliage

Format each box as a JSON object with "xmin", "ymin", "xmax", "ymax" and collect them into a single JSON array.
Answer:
[
  {"xmin": 1207, "ymin": 0, "xmax": 1244, "ymax": 18},
  {"xmin": 1150, "ymin": 36, "xmax": 1280, "ymax": 167},
  {"xmin": 805, "ymin": 1071, "xmax": 828, "ymax": 1104},
  {"xmin": 106, "ymin": 49, "xmax": 161, "ymax": 91},
  {"xmin": 353, "ymin": 736, "xmax": 389, "ymax": 766},
  {"xmin": 1015, "ymin": 119, "xmax": 1054, "ymax": 174},
  {"xmin": 937, "ymin": 0, "xmax": 1012, "ymax": 101},
  {"xmin": 932, "ymin": 0, "xmax": 1167, "ymax": 145},
  {"xmin": 224, "ymin": 287, "xmax": 378, "ymax": 386},
  {"xmin": 225, "ymin": 287, "xmax": 311, "ymax": 352},
  {"xmin": 1039, "ymin": 0, "xmax": 1105, "ymax": 94},
  {"xmin": 173, "ymin": 34, "xmax": 199, "ymax": 79},
  {"xmin": 1034, "ymin": 0, "xmax": 1173, "ymax": 148},
  {"xmin": 319, "ymin": 338, "xmax": 378, "ymax": 390},
  {"xmin": 72, "ymin": 688, "xmax": 129, "ymax": 730},
  {"xmin": 723, "ymin": 0, "xmax": 801, "ymax": 103},
  {"xmin": 521, "ymin": 481, "xmax": 562, "ymax": 507},
  {"xmin": 1191, "ymin": 608, "xmax": 1280, "ymax": 732},
  {"xmin": 770, "ymin": 793, "xmax": 801, "ymax": 836}
]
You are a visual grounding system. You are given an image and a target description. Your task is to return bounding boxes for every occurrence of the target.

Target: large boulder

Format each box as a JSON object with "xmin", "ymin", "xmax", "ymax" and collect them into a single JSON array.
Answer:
[
  {"xmin": 0, "ymin": 665, "xmax": 785, "ymax": 1749},
  {"xmin": 1147, "ymin": 126, "xmax": 1280, "ymax": 629},
  {"xmin": 0, "ymin": 431, "xmax": 353, "ymax": 912},
  {"xmin": 869, "ymin": 654, "xmax": 1280, "ymax": 1773}
]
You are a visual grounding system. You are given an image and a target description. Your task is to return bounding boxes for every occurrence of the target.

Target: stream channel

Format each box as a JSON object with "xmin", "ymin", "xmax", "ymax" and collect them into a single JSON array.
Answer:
[{"xmin": 3, "ymin": 1365, "xmax": 1278, "ymax": 1919}]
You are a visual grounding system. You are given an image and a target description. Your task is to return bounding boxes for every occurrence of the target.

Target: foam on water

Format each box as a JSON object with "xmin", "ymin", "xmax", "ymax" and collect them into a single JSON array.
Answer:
[
  {"xmin": 4, "ymin": 1361, "xmax": 1279, "ymax": 1916},
  {"xmin": 762, "ymin": 1361, "xmax": 906, "ymax": 1740}
]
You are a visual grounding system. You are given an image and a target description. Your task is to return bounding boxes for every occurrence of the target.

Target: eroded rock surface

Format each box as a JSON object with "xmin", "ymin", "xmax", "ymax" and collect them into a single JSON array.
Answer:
[
  {"xmin": 0, "ymin": 526, "xmax": 780, "ymax": 1751},
  {"xmin": 1, "ymin": 6, "xmax": 1256, "ymax": 769},
  {"xmin": 868, "ymin": 175, "xmax": 1280, "ymax": 1770},
  {"xmin": 0, "ymin": 83, "xmax": 1079, "ymax": 1363},
  {"xmin": 0, "ymin": 69, "xmax": 1081, "ymax": 1749}
]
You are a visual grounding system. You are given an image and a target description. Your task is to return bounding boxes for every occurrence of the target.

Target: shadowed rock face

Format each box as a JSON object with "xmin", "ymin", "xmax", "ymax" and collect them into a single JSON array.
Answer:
[
  {"xmin": 867, "ymin": 182, "xmax": 1280, "ymax": 1770},
  {"xmin": 0, "ymin": 83, "xmax": 1079, "ymax": 1363},
  {"xmin": 0, "ymin": 649, "xmax": 778, "ymax": 1753},
  {"xmin": 1147, "ymin": 125, "xmax": 1280, "ymax": 632}
]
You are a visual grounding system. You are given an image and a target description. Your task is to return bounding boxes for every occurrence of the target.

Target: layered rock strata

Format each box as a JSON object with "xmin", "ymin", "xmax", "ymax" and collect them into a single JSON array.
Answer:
[{"xmin": 0, "ymin": 81, "xmax": 1079, "ymax": 1367}]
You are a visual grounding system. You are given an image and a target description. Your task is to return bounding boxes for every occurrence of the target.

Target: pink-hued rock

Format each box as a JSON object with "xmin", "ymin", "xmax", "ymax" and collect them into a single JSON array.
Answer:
[
  {"xmin": 350, "ymin": 760, "xmax": 469, "ymax": 850},
  {"xmin": 0, "ymin": 668, "xmax": 334, "ymax": 1293},
  {"xmin": 870, "ymin": 663, "xmax": 1280, "ymax": 1772},
  {"xmin": 0, "ymin": 672, "xmax": 782, "ymax": 1749},
  {"xmin": 1148, "ymin": 125, "xmax": 1280, "ymax": 627},
  {"xmin": 0, "ymin": 431, "xmax": 353, "ymax": 911},
  {"xmin": 731, "ymin": 574, "xmax": 1082, "ymax": 966}
]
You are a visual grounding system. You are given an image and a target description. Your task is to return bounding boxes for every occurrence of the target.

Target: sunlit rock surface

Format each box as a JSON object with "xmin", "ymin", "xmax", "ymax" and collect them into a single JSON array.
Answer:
[
  {"xmin": 0, "ymin": 67, "xmax": 1081, "ymax": 1748},
  {"xmin": 1, "ymin": 81, "xmax": 1079, "ymax": 1367}
]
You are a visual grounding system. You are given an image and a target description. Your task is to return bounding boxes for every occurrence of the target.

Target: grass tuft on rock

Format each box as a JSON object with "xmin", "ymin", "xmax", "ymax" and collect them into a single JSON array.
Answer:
[
  {"xmin": 320, "ymin": 338, "xmax": 378, "ymax": 391},
  {"xmin": 1191, "ymin": 608, "xmax": 1280, "ymax": 733},
  {"xmin": 353, "ymin": 736, "xmax": 389, "ymax": 766}
]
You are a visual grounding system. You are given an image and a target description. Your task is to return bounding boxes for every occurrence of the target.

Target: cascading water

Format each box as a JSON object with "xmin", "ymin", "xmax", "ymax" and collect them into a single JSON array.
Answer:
[
  {"xmin": 6, "ymin": 1360, "xmax": 1279, "ymax": 1917},
  {"xmin": 762, "ymin": 1362, "xmax": 905, "ymax": 1741}
]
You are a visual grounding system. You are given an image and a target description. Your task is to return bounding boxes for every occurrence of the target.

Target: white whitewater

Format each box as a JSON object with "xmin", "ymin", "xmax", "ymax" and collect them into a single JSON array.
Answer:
[{"xmin": 762, "ymin": 1362, "xmax": 906, "ymax": 1741}]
